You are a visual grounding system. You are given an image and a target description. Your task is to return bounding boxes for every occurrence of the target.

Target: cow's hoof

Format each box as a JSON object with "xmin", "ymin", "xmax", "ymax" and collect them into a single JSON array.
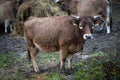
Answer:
[
  {"xmin": 35, "ymin": 70, "xmax": 41, "ymax": 74},
  {"xmin": 68, "ymin": 69, "xmax": 73, "ymax": 75},
  {"xmin": 60, "ymin": 69, "xmax": 67, "ymax": 75}
]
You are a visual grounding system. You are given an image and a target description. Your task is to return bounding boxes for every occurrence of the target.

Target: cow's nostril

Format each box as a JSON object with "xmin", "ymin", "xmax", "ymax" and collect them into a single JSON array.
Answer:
[{"xmin": 86, "ymin": 36, "xmax": 92, "ymax": 39}]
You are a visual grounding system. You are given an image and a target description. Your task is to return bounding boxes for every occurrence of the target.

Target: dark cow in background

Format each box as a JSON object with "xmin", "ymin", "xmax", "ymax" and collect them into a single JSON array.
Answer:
[
  {"xmin": 24, "ymin": 15, "xmax": 100, "ymax": 74},
  {"xmin": 0, "ymin": 0, "xmax": 24, "ymax": 33},
  {"xmin": 54, "ymin": 0, "xmax": 112, "ymax": 34}
]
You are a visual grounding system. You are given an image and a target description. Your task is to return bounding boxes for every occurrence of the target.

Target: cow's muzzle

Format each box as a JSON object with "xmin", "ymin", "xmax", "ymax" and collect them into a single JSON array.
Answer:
[{"xmin": 83, "ymin": 34, "xmax": 93, "ymax": 40}]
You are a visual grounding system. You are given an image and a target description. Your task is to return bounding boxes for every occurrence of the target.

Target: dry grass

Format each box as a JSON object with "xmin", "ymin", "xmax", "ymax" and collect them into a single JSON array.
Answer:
[{"xmin": 17, "ymin": 0, "xmax": 67, "ymax": 22}]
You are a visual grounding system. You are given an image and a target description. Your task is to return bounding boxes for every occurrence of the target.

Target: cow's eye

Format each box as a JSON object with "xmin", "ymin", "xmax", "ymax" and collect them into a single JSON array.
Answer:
[{"xmin": 79, "ymin": 26, "xmax": 83, "ymax": 29}]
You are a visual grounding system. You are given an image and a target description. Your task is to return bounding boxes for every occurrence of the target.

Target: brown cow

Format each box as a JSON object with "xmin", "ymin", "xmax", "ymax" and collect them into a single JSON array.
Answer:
[
  {"xmin": 24, "ymin": 15, "xmax": 97, "ymax": 74},
  {"xmin": 54, "ymin": 0, "xmax": 112, "ymax": 34},
  {"xmin": 0, "ymin": 0, "xmax": 24, "ymax": 33}
]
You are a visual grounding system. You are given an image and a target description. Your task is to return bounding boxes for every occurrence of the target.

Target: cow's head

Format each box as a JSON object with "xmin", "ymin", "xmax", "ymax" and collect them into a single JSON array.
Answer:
[{"xmin": 70, "ymin": 15, "xmax": 102, "ymax": 40}]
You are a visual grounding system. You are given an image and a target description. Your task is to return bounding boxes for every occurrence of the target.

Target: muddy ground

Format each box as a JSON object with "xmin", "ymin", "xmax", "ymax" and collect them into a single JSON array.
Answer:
[{"xmin": 0, "ymin": 3, "xmax": 120, "ymax": 80}]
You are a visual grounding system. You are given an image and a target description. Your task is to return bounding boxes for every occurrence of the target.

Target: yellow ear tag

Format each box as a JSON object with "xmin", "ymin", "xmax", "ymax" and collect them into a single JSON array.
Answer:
[{"xmin": 73, "ymin": 23, "xmax": 77, "ymax": 27}]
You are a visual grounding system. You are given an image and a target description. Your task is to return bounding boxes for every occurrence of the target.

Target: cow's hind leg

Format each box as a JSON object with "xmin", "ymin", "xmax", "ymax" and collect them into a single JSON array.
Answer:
[
  {"xmin": 29, "ymin": 47, "xmax": 40, "ymax": 73},
  {"xmin": 10, "ymin": 23, "xmax": 13, "ymax": 32},
  {"xmin": 25, "ymin": 32, "xmax": 40, "ymax": 73},
  {"xmin": 106, "ymin": 4, "xmax": 111, "ymax": 34}
]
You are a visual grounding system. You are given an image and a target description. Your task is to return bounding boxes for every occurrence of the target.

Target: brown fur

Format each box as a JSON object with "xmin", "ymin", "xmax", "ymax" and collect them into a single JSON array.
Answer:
[{"xmin": 24, "ymin": 16, "xmax": 94, "ymax": 73}]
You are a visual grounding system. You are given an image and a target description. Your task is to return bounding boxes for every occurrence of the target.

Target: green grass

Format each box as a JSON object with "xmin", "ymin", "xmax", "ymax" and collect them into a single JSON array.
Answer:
[
  {"xmin": 42, "ymin": 51, "xmax": 120, "ymax": 80},
  {"xmin": 0, "ymin": 53, "xmax": 20, "ymax": 68},
  {"xmin": 0, "ymin": 53, "xmax": 35, "ymax": 80},
  {"xmin": 73, "ymin": 51, "xmax": 120, "ymax": 80},
  {"xmin": 0, "ymin": 51, "xmax": 120, "ymax": 80},
  {"xmin": 37, "ymin": 52, "xmax": 60, "ymax": 67},
  {"xmin": 46, "ymin": 72, "xmax": 66, "ymax": 80},
  {"xmin": 73, "ymin": 56, "xmax": 105, "ymax": 80}
]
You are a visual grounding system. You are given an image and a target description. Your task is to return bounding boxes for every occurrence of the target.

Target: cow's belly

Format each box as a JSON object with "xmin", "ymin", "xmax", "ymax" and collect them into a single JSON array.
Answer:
[{"xmin": 34, "ymin": 41, "xmax": 59, "ymax": 53}]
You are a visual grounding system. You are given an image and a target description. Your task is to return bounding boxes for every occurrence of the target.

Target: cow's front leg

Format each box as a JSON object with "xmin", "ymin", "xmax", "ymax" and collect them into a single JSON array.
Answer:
[
  {"xmin": 60, "ymin": 48, "xmax": 68, "ymax": 74},
  {"xmin": 68, "ymin": 55, "xmax": 73, "ymax": 70},
  {"xmin": 67, "ymin": 54, "xmax": 74, "ymax": 74}
]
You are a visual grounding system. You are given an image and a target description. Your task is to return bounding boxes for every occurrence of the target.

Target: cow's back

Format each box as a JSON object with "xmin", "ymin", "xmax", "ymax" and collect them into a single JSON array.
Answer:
[
  {"xmin": 77, "ymin": 0, "xmax": 108, "ymax": 16},
  {"xmin": 24, "ymin": 16, "xmax": 79, "ymax": 41}
]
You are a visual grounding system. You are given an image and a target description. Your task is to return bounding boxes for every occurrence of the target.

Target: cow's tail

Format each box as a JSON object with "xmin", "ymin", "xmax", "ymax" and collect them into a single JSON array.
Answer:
[
  {"xmin": 24, "ymin": 39, "xmax": 32, "ymax": 62},
  {"xmin": 24, "ymin": 28, "xmax": 32, "ymax": 62}
]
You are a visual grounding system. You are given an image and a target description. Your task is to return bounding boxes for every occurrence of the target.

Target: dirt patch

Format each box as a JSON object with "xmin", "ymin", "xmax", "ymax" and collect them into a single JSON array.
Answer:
[{"xmin": 0, "ymin": 34, "xmax": 26, "ymax": 55}]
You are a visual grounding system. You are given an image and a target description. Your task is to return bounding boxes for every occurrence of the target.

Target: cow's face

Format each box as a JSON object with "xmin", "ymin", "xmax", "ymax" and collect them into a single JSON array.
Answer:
[
  {"xmin": 79, "ymin": 16, "xmax": 94, "ymax": 40},
  {"xmin": 70, "ymin": 16, "xmax": 95, "ymax": 40}
]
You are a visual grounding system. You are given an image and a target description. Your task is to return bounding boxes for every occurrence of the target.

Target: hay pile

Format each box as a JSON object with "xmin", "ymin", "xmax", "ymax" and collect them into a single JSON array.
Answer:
[
  {"xmin": 12, "ymin": 0, "xmax": 67, "ymax": 36},
  {"xmin": 17, "ymin": 0, "xmax": 67, "ymax": 22}
]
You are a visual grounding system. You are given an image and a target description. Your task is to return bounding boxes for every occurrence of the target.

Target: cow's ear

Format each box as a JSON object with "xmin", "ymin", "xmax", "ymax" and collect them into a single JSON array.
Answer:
[
  {"xmin": 70, "ymin": 18, "xmax": 79, "ymax": 26},
  {"xmin": 70, "ymin": 16, "xmax": 79, "ymax": 26}
]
